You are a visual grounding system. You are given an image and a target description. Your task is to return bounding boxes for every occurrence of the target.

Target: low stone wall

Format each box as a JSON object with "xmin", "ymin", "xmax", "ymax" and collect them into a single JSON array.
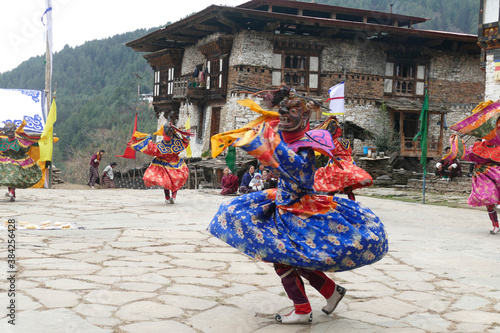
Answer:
[{"xmin": 407, "ymin": 177, "xmax": 472, "ymax": 194}]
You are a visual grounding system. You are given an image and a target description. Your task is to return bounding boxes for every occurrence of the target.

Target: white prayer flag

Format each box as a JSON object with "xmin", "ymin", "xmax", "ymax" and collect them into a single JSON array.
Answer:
[
  {"xmin": 324, "ymin": 82, "xmax": 345, "ymax": 116},
  {"xmin": 0, "ymin": 89, "xmax": 47, "ymax": 134}
]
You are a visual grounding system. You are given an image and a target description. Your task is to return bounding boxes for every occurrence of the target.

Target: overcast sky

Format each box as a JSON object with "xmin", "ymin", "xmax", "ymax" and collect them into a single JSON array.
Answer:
[{"xmin": 0, "ymin": 0, "xmax": 247, "ymax": 74}]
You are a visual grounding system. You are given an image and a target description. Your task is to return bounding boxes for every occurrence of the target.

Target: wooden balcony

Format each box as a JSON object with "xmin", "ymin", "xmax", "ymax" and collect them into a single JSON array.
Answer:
[{"xmin": 172, "ymin": 77, "xmax": 206, "ymax": 101}]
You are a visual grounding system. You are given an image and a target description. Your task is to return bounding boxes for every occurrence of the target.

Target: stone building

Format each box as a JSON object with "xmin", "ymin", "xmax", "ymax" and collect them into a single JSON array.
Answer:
[
  {"xmin": 478, "ymin": 0, "xmax": 500, "ymax": 100},
  {"xmin": 127, "ymin": 0, "xmax": 484, "ymax": 161}
]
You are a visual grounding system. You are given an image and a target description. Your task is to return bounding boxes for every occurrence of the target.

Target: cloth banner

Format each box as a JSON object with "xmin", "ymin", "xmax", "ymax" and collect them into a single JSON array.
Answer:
[
  {"xmin": 116, "ymin": 113, "xmax": 137, "ymax": 159},
  {"xmin": 39, "ymin": 98, "xmax": 57, "ymax": 162},
  {"xmin": 413, "ymin": 91, "xmax": 429, "ymax": 175},
  {"xmin": 184, "ymin": 115, "xmax": 192, "ymax": 158},
  {"xmin": 226, "ymin": 146, "xmax": 237, "ymax": 173},
  {"xmin": 0, "ymin": 89, "xmax": 47, "ymax": 134},
  {"xmin": 323, "ymin": 82, "xmax": 345, "ymax": 116}
]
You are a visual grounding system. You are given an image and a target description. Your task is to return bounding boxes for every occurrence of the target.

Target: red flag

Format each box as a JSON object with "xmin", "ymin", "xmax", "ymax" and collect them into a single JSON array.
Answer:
[{"xmin": 115, "ymin": 113, "xmax": 137, "ymax": 159}]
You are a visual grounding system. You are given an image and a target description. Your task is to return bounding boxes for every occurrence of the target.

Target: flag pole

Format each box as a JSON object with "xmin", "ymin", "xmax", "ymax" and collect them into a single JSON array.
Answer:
[
  {"xmin": 422, "ymin": 69, "xmax": 430, "ymax": 205},
  {"xmin": 44, "ymin": 0, "xmax": 53, "ymax": 189},
  {"xmin": 342, "ymin": 68, "xmax": 346, "ymax": 137}
]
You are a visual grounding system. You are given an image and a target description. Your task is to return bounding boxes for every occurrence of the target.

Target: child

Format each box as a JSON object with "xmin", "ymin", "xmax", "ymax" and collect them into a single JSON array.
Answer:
[
  {"xmin": 261, "ymin": 169, "xmax": 269, "ymax": 189},
  {"xmin": 249, "ymin": 173, "xmax": 264, "ymax": 191}
]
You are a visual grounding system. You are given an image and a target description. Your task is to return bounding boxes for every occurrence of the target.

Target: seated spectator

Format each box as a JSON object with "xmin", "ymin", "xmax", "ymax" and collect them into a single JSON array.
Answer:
[
  {"xmin": 239, "ymin": 165, "xmax": 255, "ymax": 194},
  {"xmin": 101, "ymin": 162, "xmax": 117, "ymax": 188},
  {"xmin": 262, "ymin": 169, "xmax": 270, "ymax": 189},
  {"xmin": 220, "ymin": 167, "xmax": 239, "ymax": 195},
  {"xmin": 257, "ymin": 163, "xmax": 266, "ymax": 174},
  {"xmin": 435, "ymin": 147, "xmax": 461, "ymax": 181},
  {"xmin": 249, "ymin": 173, "xmax": 264, "ymax": 191},
  {"xmin": 266, "ymin": 169, "xmax": 278, "ymax": 188}
]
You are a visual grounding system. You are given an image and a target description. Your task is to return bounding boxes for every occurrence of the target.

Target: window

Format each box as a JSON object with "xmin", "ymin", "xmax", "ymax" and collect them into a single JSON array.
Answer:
[
  {"xmin": 484, "ymin": 0, "xmax": 500, "ymax": 24},
  {"xmin": 206, "ymin": 56, "xmax": 228, "ymax": 96},
  {"xmin": 384, "ymin": 60, "xmax": 426, "ymax": 98},
  {"xmin": 198, "ymin": 37, "xmax": 232, "ymax": 97},
  {"xmin": 272, "ymin": 52, "xmax": 320, "ymax": 91},
  {"xmin": 154, "ymin": 70, "xmax": 160, "ymax": 97},
  {"xmin": 153, "ymin": 66, "xmax": 175, "ymax": 99}
]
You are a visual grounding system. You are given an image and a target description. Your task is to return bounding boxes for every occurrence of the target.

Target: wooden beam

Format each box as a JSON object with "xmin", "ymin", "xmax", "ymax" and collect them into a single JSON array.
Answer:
[
  {"xmin": 426, "ymin": 39, "xmax": 443, "ymax": 46},
  {"xmin": 193, "ymin": 24, "xmax": 219, "ymax": 32},
  {"xmin": 264, "ymin": 21, "xmax": 281, "ymax": 32},
  {"xmin": 320, "ymin": 27, "xmax": 339, "ymax": 37},
  {"xmin": 215, "ymin": 12, "xmax": 241, "ymax": 32},
  {"xmin": 178, "ymin": 28, "xmax": 210, "ymax": 37},
  {"xmin": 162, "ymin": 34, "xmax": 199, "ymax": 43}
]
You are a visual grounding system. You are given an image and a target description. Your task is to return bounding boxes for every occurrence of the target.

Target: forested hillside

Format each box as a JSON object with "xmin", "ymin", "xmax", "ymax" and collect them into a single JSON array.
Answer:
[
  {"xmin": 0, "ymin": 0, "xmax": 481, "ymax": 184},
  {"xmin": 320, "ymin": 0, "xmax": 479, "ymax": 34},
  {"xmin": 0, "ymin": 28, "xmax": 159, "ymax": 183}
]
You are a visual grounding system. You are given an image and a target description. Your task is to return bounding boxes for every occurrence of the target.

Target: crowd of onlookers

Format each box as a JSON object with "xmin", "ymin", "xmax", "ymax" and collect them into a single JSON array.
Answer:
[{"xmin": 220, "ymin": 163, "xmax": 278, "ymax": 196}]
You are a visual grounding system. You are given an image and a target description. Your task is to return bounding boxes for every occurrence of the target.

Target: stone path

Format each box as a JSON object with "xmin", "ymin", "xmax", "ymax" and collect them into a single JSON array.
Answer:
[{"xmin": 0, "ymin": 187, "xmax": 499, "ymax": 332}]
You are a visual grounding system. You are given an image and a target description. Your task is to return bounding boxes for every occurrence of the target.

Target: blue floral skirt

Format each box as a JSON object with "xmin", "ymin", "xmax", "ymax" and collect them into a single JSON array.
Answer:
[{"xmin": 208, "ymin": 189, "xmax": 388, "ymax": 272}]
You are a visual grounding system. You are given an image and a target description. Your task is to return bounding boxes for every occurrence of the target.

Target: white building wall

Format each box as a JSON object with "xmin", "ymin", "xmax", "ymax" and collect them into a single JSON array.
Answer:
[{"xmin": 485, "ymin": 53, "xmax": 500, "ymax": 100}]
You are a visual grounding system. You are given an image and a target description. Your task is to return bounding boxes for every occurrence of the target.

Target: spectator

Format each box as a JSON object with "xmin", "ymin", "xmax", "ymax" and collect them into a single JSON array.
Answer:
[
  {"xmin": 220, "ymin": 167, "xmax": 239, "ymax": 195},
  {"xmin": 101, "ymin": 162, "xmax": 117, "ymax": 188},
  {"xmin": 239, "ymin": 165, "xmax": 255, "ymax": 194},
  {"xmin": 88, "ymin": 149, "xmax": 105, "ymax": 189},
  {"xmin": 435, "ymin": 147, "xmax": 461, "ymax": 181},
  {"xmin": 262, "ymin": 169, "xmax": 269, "ymax": 189},
  {"xmin": 257, "ymin": 163, "xmax": 266, "ymax": 174},
  {"xmin": 249, "ymin": 173, "xmax": 264, "ymax": 191},
  {"xmin": 266, "ymin": 169, "xmax": 278, "ymax": 188}
]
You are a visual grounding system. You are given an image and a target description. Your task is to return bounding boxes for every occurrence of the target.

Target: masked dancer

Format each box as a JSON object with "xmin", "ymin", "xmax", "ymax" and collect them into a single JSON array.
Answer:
[{"xmin": 208, "ymin": 87, "xmax": 388, "ymax": 324}]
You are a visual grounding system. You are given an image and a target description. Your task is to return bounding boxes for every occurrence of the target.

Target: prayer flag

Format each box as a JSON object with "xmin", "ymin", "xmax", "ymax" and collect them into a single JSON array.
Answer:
[
  {"xmin": 115, "ymin": 113, "xmax": 137, "ymax": 159},
  {"xmin": 413, "ymin": 91, "xmax": 429, "ymax": 175},
  {"xmin": 38, "ymin": 98, "xmax": 57, "ymax": 162},
  {"xmin": 495, "ymin": 58, "xmax": 500, "ymax": 81},
  {"xmin": 185, "ymin": 115, "xmax": 192, "ymax": 158},
  {"xmin": 323, "ymin": 82, "xmax": 345, "ymax": 116},
  {"xmin": 226, "ymin": 146, "xmax": 237, "ymax": 173}
]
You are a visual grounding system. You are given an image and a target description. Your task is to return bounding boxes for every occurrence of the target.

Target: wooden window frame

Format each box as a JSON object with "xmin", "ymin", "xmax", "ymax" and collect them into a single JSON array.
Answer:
[
  {"xmin": 273, "ymin": 50, "xmax": 320, "ymax": 93},
  {"xmin": 384, "ymin": 59, "xmax": 427, "ymax": 99},
  {"xmin": 206, "ymin": 55, "xmax": 229, "ymax": 97}
]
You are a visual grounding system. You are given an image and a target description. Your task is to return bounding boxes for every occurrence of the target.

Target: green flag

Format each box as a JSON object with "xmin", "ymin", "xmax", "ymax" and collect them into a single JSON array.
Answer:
[
  {"xmin": 413, "ymin": 91, "xmax": 429, "ymax": 175},
  {"xmin": 226, "ymin": 146, "xmax": 237, "ymax": 173}
]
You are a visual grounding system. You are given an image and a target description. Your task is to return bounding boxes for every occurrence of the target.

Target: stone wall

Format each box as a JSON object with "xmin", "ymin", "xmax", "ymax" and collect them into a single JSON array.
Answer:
[{"xmin": 163, "ymin": 30, "xmax": 484, "ymax": 158}]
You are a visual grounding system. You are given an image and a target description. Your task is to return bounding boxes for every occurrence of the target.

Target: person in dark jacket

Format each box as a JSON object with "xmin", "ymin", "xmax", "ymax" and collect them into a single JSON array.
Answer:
[{"xmin": 239, "ymin": 165, "xmax": 255, "ymax": 194}]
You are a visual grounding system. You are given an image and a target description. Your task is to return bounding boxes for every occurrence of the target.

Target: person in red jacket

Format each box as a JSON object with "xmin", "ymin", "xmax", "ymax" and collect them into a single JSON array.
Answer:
[
  {"xmin": 88, "ymin": 149, "xmax": 105, "ymax": 188},
  {"xmin": 220, "ymin": 167, "xmax": 239, "ymax": 195}
]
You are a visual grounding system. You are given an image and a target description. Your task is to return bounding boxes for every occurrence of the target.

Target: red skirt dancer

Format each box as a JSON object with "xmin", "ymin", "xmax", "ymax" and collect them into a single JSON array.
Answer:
[
  {"xmin": 313, "ymin": 117, "xmax": 372, "ymax": 199},
  {"xmin": 129, "ymin": 124, "xmax": 191, "ymax": 204}
]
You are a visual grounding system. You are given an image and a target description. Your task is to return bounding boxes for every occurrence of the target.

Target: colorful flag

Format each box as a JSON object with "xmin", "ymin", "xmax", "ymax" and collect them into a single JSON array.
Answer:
[
  {"xmin": 495, "ymin": 58, "xmax": 500, "ymax": 81},
  {"xmin": 413, "ymin": 91, "xmax": 429, "ymax": 175},
  {"xmin": 185, "ymin": 115, "xmax": 192, "ymax": 158},
  {"xmin": 39, "ymin": 98, "xmax": 57, "ymax": 162},
  {"xmin": 323, "ymin": 82, "xmax": 345, "ymax": 116},
  {"xmin": 449, "ymin": 100, "xmax": 500, "ymax": 144},
  {"xmin": 115, "ymin": 113, "xmax": 137, "ymax": 159}
]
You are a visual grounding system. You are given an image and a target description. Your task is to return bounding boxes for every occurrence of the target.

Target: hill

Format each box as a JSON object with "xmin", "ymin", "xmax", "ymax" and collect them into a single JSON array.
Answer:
[{"xmin": 0, "ymin": 28, "xmax": 159, "ymax": 183}]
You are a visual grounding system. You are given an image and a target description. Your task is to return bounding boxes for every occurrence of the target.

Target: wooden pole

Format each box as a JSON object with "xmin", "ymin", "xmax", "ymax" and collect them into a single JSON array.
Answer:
[{"xmin": 44, "ymin": 0, "xmax": 53, "ymax": 189}]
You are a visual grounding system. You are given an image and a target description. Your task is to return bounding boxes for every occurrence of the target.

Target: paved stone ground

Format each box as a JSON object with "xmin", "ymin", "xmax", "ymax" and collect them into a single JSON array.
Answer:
[{"xmin": 0, "ymin": 187, "xmax": 499, "ymax": 333}]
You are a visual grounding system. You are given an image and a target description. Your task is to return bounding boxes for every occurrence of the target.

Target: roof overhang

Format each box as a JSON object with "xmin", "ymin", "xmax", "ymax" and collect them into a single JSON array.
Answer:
[
  {"xmin": 126, "ymin": 0, "xmax": 478, "ymax": 54},
  {"xmin": 381, "ymin": 98, "xmax": 450, "ymax": 113}
]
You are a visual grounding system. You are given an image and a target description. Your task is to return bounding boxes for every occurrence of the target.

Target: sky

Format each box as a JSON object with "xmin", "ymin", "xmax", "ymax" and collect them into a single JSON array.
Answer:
[{"xmin": 0, "ymin": 0, "xmax": 247, "ymax": 74}]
